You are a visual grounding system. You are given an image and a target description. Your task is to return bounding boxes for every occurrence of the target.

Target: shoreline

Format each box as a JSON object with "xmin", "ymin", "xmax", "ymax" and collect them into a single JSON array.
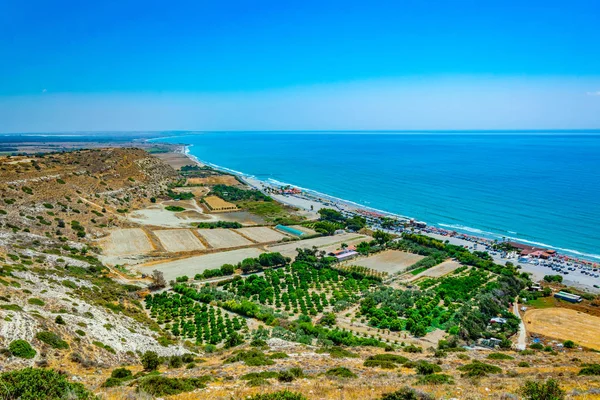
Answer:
[{"xmin": 177, "ymin": 143, "xmax": 599, "ymax": 267}]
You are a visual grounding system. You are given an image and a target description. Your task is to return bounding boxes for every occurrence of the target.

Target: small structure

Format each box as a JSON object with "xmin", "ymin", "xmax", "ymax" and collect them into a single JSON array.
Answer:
[
  {"xmin": 203, "ymin": 196, "xmax": 238, "ymax": 212},
  {"xmin": 554, "ymin": 291, "xmax": 582, "ymax": 303},
  {"xmin": 329, "ymin": 246, "xmax": 359, "ymax": 262},
  {"xmin": 275, "ymin": 225, "xmax": 305, "ymax": 237},
  {"xmin": 490, "ymin": 317, "xmax": 507, "ymax": 324}
]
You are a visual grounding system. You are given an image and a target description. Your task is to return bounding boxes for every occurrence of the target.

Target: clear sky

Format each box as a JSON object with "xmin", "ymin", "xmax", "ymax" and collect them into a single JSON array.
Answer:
[{"xmin": 1, "ymin": 0, "xmax": 599, "ymax": 132}]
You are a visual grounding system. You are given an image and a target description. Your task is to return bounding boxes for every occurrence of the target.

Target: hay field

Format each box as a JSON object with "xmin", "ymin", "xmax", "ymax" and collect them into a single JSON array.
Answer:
[
  {"xmin": 101, "ymin": 228, "xmax": 154, "ymax": 256},
  {"xmin": 235, "ymin": 227, "xmax": 288, "ymax": 243},
  {"xmin": 353, "ymin": 250, "xmax": 424, "ymax": 274},
  {"xmin": 408, "ymin": 260, "xmax": 462, "ymax": 280},
  {"xmin": 137, "ymin": 248, "xmax": 264, "ymax": 281},
  {"xmin": 267, "ymin": 233, "xmax": 367, "ymax": 258},
  {"xmin": 197, "ymin": 229, "xmax": 253, "ymax": 248},
  {"xmin": 524, "ymin": 308, "xmax": 600, "ymax": 350},
  {"xmin": 153, "ymin": 229, "xmax": 205, "ymax": 252}
]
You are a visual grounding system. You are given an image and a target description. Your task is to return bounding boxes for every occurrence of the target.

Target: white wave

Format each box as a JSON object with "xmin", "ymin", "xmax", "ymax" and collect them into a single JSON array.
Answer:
[{"xmin": 438, "ymin": 223, "xmax": 498, "ymax": 237}]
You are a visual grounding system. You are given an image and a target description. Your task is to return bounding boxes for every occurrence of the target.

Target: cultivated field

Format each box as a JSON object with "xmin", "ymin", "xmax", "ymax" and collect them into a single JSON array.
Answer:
[
  {"xmin": 153, "ymin": 229, "xmax": 205, "ymax": 252},
  {"xmin": 153, "ymin": 151, "xmax": 197, "ymax": 169},
  {"xmin": 101, "ymin": 228, "xmax": 154, "ymax": 256},
  {"xmin": 235, "ymin": 227, "xmax": 288, "ymax": 243},
  {"xmin": 137, "ymin": 248, "xmax": 264, "ymax": 281},
  {"xmin": 197, "ymin": 229, "xmax": 253, "ymax": 248},
  {"xmin": 407, "ymin": 259, "xmax": 462, "ymax": 281},
  {"xmin": 524, "ymin": 308, "xmax": 600, "ymax": 350},
  {"xmin": 267, "ymin": 233, "xmax": 368, "ymax": 258},
  {"xmin": 353, "ymin": 250, "xmax": 424, "ymax": 274}
]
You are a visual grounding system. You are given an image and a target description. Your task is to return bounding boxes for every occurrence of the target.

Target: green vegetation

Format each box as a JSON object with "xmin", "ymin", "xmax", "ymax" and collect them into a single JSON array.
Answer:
[
  {"xmin": 102, "ymin": 368, "xmax": 133, "ymax": 387},
  {"xmin": 137, "ymin": 375, "xmax": 208, "ymax": 396},
  {"xmin": 27, "ymin": 298, "xmax": 45, "ymax": 306},
  {"xmin": 487, "ymin": 352, "xmax": 514, "ymax": 360},
  {"xmin": 325, "ymin": 366, "xmax": 357, "ymax": 378},
  {"xmin": 416, "ymin": 374, "xmax": 454, "ymax": 385},
  {"xmin": 0, "ymin": 368, "xmax": 95, "ymax": 400},
  {"xmin": 35, "ymin": 331, "xmax": 69, "ymax": 349},
  {"xmin": 141, "ymin": 351, "xmax": 160, "ymax": 371},
  {"xmin": 225, "ymin": 349, "xmax": 274, "ymax": 366},
  {"xmin": 379, "ymin": 387, "xmax": 434, "ymax": 400},
  {"xmin": 196, "ymin": 221, "xmax": 243, "ymax": 229},
  {"xmin": 543, "ymin": 275, "xmax": 563, "ymax": 283},
  {"xmin": 211, "ymin": 184, "xmax": 271, "ymax": 202},
  {"xmin": 165, "ymin": 205, "xmax": 186, "ymax": 212},
  {"xmin": 9, "ymin": 340, "xmax": 36, "ymax": 359},
  {"xmin": 457, "ymin": 361, "xmax": 502, "ymax": 377},
  {"xmin": 316, "ymin": 346, "xmax": 359, "ymax": 358},
  {"xmin": 578, "ymin": 364, "xmax": 600, "ymax": 376},
  {"xmin": 167, "ymin": 189, "xmax": 194, "ymax": 200},
  {"xmin": 145, "ymin": 293, "xmax": 247, "ymax": 345},
  {"xmin": 246, "ymin": 391, "xmax": 307, "ymax": 400},
  {"xmin": 519, "ymin": 379, "xmax": 565, "ymax": 400}
]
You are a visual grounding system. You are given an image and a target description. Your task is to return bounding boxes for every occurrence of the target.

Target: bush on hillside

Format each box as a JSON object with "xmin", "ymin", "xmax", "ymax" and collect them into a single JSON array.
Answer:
[
  {"xmin": 325, "ymin": 367, "xmax": 357, "ymax": 378},
  {"xmin": 0, "ymin": 368, "xmax": 94, "ymax": 399},
  {"xmin": 8, "ymin": 340, "xmax": 36, "ymax": 359},
  {"xmin": 35, "ymin": 331, "xmax": 69, "ymax": 350},
  {"xmin": 379, "ymin": 386, "xmax": 434, "ymax": 400},
  {"xmin": 136, "ymin": 375, "xmax": 208, "ymax": 396},
  {"xmin": 247, "ymin": 391, "xmax": 307, "ymax": 400},
  {"xmin": 519, "ymin": 379, "xmax": 565, "ymax": 400}
]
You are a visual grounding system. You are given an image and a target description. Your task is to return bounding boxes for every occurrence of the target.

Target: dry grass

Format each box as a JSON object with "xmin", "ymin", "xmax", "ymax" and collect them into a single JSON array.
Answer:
[{"xmin": 525, "ymin": 307, "xmax": 600, "ymax": 350}]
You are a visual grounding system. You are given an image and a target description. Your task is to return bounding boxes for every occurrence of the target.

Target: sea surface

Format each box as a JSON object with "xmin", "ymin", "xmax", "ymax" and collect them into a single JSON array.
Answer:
[{"xmin": 153, "ymin": 132, "xmax": 600, "ymax": 261}]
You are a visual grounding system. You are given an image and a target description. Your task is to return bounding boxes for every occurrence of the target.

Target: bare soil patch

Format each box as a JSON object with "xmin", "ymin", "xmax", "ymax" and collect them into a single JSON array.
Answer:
[
  {"xmin": 353, "ymin": 250, "xmax": 425, "ymax": 274},
  {"xmin": 187, "ymin": 175, "xmax": 240, "ymax": 186},
  {"xmin": 197, "ymin": 229, "xmax": 253, "ymax": 249},
  {"xmin": 234, "ymin": 227, "xmax": 288, "ymax": 243},
  {"xmin": 137, "ymin": 248, "xmax": 264, "ymax": 281},
  {"xmin": 153, "ymin": 229, "xmax": 206, "ymax": 252},
  {"xmin": 407, "ymin": 259, "xmax": 462, "ymax": 281},
  {"xmin": 153, "ymin": 151, "xmax": 197, "ymax": 169},
  {"xmin": 101, "ymin": 228, "xmax": 154, "ymax": 256},
  {"xmin": 524, "ymin": 307, "xmax": 600, "ymax": 350},
  {"xmin": 267, "ymin": 233, "xmax": 368, "ymax": 258}
]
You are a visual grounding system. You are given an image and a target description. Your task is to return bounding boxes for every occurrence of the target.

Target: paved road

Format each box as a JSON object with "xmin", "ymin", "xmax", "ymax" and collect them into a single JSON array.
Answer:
[{"xmin": 513, "ymin": 302, "xmax": 527, "ymax": 350}]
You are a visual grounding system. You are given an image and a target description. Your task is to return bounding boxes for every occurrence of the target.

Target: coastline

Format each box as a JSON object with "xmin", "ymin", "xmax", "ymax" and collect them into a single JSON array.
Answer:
[{"xmin": 178, "ymin": 143, "xmax": 599, "ymax": 267}]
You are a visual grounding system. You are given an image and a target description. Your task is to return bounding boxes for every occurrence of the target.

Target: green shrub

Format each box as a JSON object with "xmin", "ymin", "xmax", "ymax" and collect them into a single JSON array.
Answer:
[
  {"xmin": 416, "ymin": 361, "xmax": 442, "ymax": 375},
  {"xmin": 416, "ymin": 374, "xmax": 454, "ymax": 385},
  {"xmin": 54, "ymin": 315, "xmax": 65, "ymax": 325},
  {"xmin": 169, "ymin": 355, "xmax": 183, "ymax": 368},
  {"xmin": 277, "ymin": 370, "xmax": 295, "ymax": 383},
  {"xmin": 520, "ymin": 350, "xmax": 535, "ymax": 355},
  {"xmin": 325, "ymin": 366, "xmax": 357, "ymax": 378},
  {"xmin": 241, "ymin": 371, "xmax": 280, "ymax": 380},
  {"xmin": 225, "ymin": 349, "xmax": 274, "ymax": 366},
  {"xmin": 137, "ymin": 375, "xmax": 208, "ymax": 396},
  {"xmin": 529, "ymin": 343, "xmax": 544, "ymax": 350},
  {"xmin": 27, "ymin": 298, "xmax": 45, "ymax": 306},
  {"xmin": 563, "ymin": 340, "xmax": 576, "ymax": 349},
  {"xmin": 403, "ymin": 345, "xmax": 423, "ymax": 353},
  {"xmin": 111, "ymin": 368, "xmax": 132, "ymax": 379},
  {"xmin": 102, "ymin": 377, "xmax": 124, "ymax": 388},
  {"xmin": 368, "ymin": 353, "xmax": 409, "ymax": 364},
  {"xmin": 268, "ymin": 352, "xmax": 289, "ymax": 359},
  {"xmin": 379, "ymin": 386, "xmax": 434, "ymax": 400},
  {"xmin": 141, "ymin": 351, "xmax": 160, "ymax": 371},
  {"xmin": 35, "ymin": 331, "xmax": 69, "ymax": 349},
  {"xmin": 165, "ymin": 206, "xmax": 186, "ymax": 212},
  {"xmin": 0, "ymin": 368, "xmax": 94, "ymax": 399},
  {"xmin": 247, "ymin": 391, "xmax": 307, "ymax": 400},
  {"xmin": 487, "ymin": 352, "xmax": 514, "ymax": 360},
  {"xmin": 364, "ymin": 359, "xmax": 397, "ymax": 369},
  {"xmin": 519, "ymin": 378, "xmax": 565, "ymax": 400},
  {"xmin": 457, "ymin": 361, "xmax": 502, "ymax": 377},
  {"xmin": 579, "ymin": 364, "xmax": 600, "ymax": 376},
  {"xmin": 9, "ymin": 340, "xmax": 36, "ymax": 359},
  {"xmin": 518, "ymin": 362, "xmax": 530, "ymax": 368}
]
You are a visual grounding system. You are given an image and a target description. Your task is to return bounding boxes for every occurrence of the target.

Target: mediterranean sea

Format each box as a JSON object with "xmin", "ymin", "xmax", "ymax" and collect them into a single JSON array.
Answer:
[{"xmin": 153, "ymin": 132, "xmax": 600, "ymax": 261}]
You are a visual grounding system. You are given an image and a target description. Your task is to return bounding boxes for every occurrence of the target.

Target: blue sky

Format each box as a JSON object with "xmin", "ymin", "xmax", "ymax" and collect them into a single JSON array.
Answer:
[{"xmin": 1, "ymin": 0, "xmax": 600, "ymax": 132}]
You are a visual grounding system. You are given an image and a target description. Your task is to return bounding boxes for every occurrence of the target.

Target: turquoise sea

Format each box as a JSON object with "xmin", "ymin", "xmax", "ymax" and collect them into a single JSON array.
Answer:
[{"xmin": 153, "ymin": 132, "xmax": 600, "ymax": 261}]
